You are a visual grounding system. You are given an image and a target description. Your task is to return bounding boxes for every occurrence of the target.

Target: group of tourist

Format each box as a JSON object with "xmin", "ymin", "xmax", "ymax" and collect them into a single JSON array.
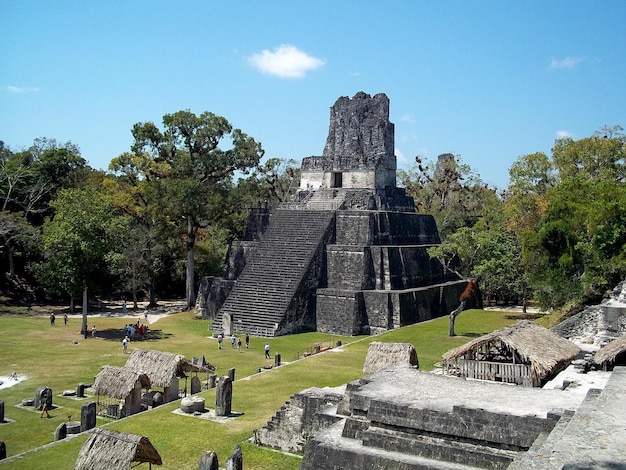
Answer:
[
  {"xmin": 216, "ymin": 333, "xmax": 251, "ymax": 352},
  {"xmin": 124, "ymin": 321, "xmax": 149, "ymax": 341}
]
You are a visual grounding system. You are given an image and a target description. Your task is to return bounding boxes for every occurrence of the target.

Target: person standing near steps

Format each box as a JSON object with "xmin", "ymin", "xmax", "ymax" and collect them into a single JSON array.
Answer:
[{"xmin": 264, "ymin": 342, "xmax": 271, "ymax": 359}]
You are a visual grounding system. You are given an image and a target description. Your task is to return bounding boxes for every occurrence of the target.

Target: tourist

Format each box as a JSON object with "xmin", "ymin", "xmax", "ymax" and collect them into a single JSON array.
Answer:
[
  {"xmin": 231, "ymin": 334, "xmax": 236, "ymax": 348},
  {"xmin": 63, "ymin": 313, "xmax": 68, "ymax": 325},
  {"xmin": 40, "ymin": 389, "xmax": 50, "ymax": 418},
  {"xmin": 264, "ymin": 343, "xmax": 271, "ymax": 359},
  {"xmin": 245, "ymin": 333, "xmax": 249, "ymax": 349},
  {"xmin": 217, "ymin": 333, "xmax": 223, "ymax": 349},
  {"xmin": 91, "ymin": 325, "xmax": 96, "ymax": 338},
  {"xmin": 122, "ymin": 299, "xmax": 127, "ymax": 314},
  {"xmin": 237, "ymin": 338, "xmax": 242, "ymax": 352},
  {"xmin": 122, "ymin": 336, "xmax": 129, "ymax": 353},
  {"xmin": 50, "ymin": 313, "xmax": 55, "ymax": 326}
]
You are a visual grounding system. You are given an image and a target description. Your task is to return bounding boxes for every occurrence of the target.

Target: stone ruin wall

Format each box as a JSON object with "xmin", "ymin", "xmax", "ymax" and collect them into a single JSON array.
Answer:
[{"xmin": 300, "ymin": 92, "xmax": 396, "ymax": 191}]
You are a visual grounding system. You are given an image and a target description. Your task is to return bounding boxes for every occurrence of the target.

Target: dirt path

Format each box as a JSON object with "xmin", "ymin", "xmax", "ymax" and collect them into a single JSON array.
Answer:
[{"xmin": 39, "ymin": 299, "xmax": 188, "ymax": 325}]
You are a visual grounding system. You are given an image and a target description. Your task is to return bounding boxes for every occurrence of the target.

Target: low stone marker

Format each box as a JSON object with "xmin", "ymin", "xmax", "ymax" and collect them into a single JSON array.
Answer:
[
  {"xmin": 0, "ymin": 441, "xmax": 5, "ymax": 460},
  {"xmin": 228, "ymin": 368, "xmax": 235, "ymax": 382},
  {"xmin": 198, "ymin": 450, "xmax": 219, "ymax": 470},
  {"xmin": 226, "ymin": 445, "xmax": 242, "ymax": 470},
  {"xmin": 76, "ymin": 383, "xmax": 88, "ymax": 398},
  {"xmin": 215, "ymin": 376, "xmax": 232, "ymax": 417},
  {"xmin": 80, "ymin": 401, "xmax": 96, "ymax": 432},
  {"xmin": 208, "ymin": 374, "xmax": 217, "ymax": 389},
  {"xmin": 275, "ymin": 353, "xmax": 281, "ymax": 367},
  {"xmin": 180, "ymin": 396, "xmax": 205, "ymax": 414},
  {"xmin": 0, "ymin": 400, "xmax": 4, "ymax": 423},
  {"xmin": 66, "ymin": 421, "xmax": 81, "ymax": 434},
  {"xmin": 54, "ymin": 423, "xmax": 67, "ymax": 441},
  {"xmin": 191, "ymin": 376, "xmax": 201, "ymax": 394},
  {"xmin": 153, "ymin": 392, "xmax": 164, "ymax": 407}
]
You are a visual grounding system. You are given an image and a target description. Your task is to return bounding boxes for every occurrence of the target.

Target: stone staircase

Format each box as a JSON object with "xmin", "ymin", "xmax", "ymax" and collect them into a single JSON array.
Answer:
[{"xmin": 212, "ymin": 210, "xmax": 335, "ymax": 337}]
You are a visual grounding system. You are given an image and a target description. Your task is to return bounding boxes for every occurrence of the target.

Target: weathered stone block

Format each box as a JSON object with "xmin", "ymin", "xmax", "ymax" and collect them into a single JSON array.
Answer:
[
  {"xmin": 215, "ymin": 376, "xmax": 232, "ymax": 417},
  {"xmin": 225, "ymin": 444, "xmax": 242, "ymax": 470},
  {"xmin": 80, "ymin": 401, "xmax": 96, "ymax": 432},
  {"xmin": 198, "ymin": 451, "xmax": 218, "ymax": 470}
]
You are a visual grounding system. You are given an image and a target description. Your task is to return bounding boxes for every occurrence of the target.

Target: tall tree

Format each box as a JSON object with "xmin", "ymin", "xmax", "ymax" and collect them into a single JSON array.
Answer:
[
  {"xmin": 117, "ymin": 110, "xmax": 264, "ymax": 309},
  {"xmin": 38, "ymin": 187, "xmax": 127, "ymax": 333},
  {"xmin": 399, "ymin": 153, "xmax": 497, "ymax": 239},
  {"xmin": 522, "ymin": 126, "xmax": 626, "ymax": 309}
]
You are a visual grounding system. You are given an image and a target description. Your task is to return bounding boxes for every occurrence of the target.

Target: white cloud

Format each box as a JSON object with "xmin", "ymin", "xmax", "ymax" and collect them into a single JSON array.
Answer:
[
  {"xmin": 395, "ymin": 148, "xmax": 410, "ymax": 166},
  {"xmin": 556, "ymin": 130, "xmax": 573, "ymax": 139},
  {"xmin": 550, "ymin": 56, "xmax": 583, "ymax": 70},
  {"xmin": 399, "ymin": 113, "xmax": 415, "ymax": 123},
  {"xmin": 248, "ymin": 45, "xmax": 325, "ymax": 78},
  {"xmin": 5, "ymin": 85, "xmax": 40, "ymax": 94}
]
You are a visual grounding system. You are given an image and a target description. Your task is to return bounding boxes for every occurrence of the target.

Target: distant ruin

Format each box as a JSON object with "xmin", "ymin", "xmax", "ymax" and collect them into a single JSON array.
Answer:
[{"xmin": 197, "ymin": 92, "xmax": 479, "ymax": 337}]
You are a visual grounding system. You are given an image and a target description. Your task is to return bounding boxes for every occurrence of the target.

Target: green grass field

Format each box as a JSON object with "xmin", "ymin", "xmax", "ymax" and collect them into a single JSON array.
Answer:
[{"xmin": 0, "ymin": 308, "xmax": 519, "ymax": 469}]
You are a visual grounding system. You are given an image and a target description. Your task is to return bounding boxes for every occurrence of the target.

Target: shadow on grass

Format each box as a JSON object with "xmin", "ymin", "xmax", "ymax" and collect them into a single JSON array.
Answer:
[{"xmin": 95, "ymin": 328, "xmax": 173, "ymax": 341}]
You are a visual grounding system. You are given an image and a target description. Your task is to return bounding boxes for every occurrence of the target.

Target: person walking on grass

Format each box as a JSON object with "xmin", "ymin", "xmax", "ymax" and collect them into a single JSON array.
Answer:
[
  {"xmin": 245, "ymin": 333, "xmax": 249, "ymax": 349},
  {"xmin": 40, "ymin": 389, "xmax": 50, "ymax": 418},
  {"xmin": 265, "ymin": 342, "xmax": 271, "ymax": 359},
  {"xmin": 237, "ymin": 338, "xmax": 242, "ymax": 352},
  {"xmin": 217, "ymin": 333, "xmax": 223, "ymax": 349}
]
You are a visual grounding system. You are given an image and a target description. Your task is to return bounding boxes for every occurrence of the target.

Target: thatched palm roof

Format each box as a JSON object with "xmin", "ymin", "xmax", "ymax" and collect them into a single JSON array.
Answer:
[
  {"xmin": 363, "ymin": 342, "xmax": 419, "ymax": 375},
  {"xmin": 74, "ymin": 428, "xmax": 162, "ymax": 470},
  {"xmin": 125, "ymin": 349, "xmax": 206, "ymax": 388},
  {"xmin": 442, "ymin": 320, "xmax": 580, "ymax": 384},
  {"xmin": 93, "ymin": 366, "xmax": 150, "ymax": 399},
  {"xmin": 593, "ymin": 334, "xmax": 626, "ymax": 367}
]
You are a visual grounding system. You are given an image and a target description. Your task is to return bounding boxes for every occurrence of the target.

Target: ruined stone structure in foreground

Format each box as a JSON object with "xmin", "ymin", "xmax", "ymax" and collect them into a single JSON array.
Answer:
[
  {"xmin": 197, "ymin": 92, "xmax": 478, "ymax": 337},
  {"xmin": 261, "ymin": 365, "xmax": 625, "ymax": 469}
]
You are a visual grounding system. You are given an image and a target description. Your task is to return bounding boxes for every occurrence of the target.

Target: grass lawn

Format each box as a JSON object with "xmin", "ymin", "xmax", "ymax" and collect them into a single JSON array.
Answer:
[{"xmin": 0, "ymin": 308, "xmax": 520, "ymax": 469}]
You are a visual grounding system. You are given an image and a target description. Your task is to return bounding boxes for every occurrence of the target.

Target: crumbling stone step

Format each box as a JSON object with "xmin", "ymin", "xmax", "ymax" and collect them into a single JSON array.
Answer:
[{"xmin": 362, "ymin": 426, "xmax": 518, "ymax": 470}]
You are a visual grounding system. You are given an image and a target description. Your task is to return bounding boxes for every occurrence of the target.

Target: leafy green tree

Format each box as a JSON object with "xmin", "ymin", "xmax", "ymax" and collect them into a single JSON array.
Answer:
[
  {"xmin": 522, "ymin": 126, "xmax": 626, "ymax": 309},
  {"xmin": 399, "ymin": 153, "xmax": 498, "ymax": 239},
  {"xmin": 115, "ymin": 110, "xmax": 264, "ymax": 310},
  {"xmin": 38, "ymin": 187, "xmax": 127, "ymax": 332}
]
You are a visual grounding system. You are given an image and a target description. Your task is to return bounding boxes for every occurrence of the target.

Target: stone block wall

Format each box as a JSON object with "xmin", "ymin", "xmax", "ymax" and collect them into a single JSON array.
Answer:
[
  {"xmin": 335, "ymin": 212, "xmax": 441, "ymax": 246},
  {"xmin": 326, "ymin": 247, "xmax": 373, "ymax": 290},
  {"xmin": 256, "ymin": 387, "xmax": 345, "ymax": 453},
  {"xmin": 316, "ymin": 290, "xmax": 366, "ymax": 336}
]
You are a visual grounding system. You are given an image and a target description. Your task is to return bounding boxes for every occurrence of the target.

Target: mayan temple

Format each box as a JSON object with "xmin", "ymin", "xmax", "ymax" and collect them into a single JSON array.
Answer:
[{"xmin": 196, "ymin": 92, "xmax": 478, "ymax": 337}]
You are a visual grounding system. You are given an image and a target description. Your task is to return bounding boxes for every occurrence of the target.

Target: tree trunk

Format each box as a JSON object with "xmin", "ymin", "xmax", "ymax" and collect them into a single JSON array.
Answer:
[
  {"xmin": 69, "ymin": 294, "xmax": 74, "ymax": 314},
  {"xmin": 81, "ymin": 285, "xmax": 88, "ymax": 335},
  {"xmin": 148, "ymin": 279, "xmax": 157, "ymax": 308},
  {"xmin": 185, "ymin": 215, "xmax": 197, "ymax": 310},
  {"xmin": 2, "ymin": 234, "xmax": 15, "ymax": 277},
  {"xmin": 448, "ymin": 300, "xmax": 466, "ymax": 337}
]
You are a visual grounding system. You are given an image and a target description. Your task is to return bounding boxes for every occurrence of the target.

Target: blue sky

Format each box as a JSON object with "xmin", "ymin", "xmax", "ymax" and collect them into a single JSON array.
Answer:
[{"xmin": 2, "ymin": 1, "xmax": 625, "ymax": 188}]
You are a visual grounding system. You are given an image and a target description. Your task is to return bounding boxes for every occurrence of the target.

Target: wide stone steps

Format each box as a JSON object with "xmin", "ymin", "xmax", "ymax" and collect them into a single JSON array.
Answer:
[
  {"xmin": 362, "ymin": 426, "xmax": 519, "ymax": 470},
  {"xmin": 213, "ymin": 210, "xmax": 334, "ymax": 336}
]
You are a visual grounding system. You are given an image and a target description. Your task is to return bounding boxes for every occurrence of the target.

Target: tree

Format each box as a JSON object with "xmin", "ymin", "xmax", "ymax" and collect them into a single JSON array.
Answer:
[
  {"xmin": 521, "ymin": 126, "xmax": 626, "ymax": 309},
  {"xmin": 399, "ymin": 153, "xmax": 498, "ymax": 239},
  {"xmin": 38, "ymin": 187, "xmax": 127, "ymax": 333},
  {"xmin": 116, "ymin": 110, "xmax": 264, "ymax": 310}
]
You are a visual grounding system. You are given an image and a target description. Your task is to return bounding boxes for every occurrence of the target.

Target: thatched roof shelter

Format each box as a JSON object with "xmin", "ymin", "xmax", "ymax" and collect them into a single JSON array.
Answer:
[
  {"xmin": 442, "ymin": 321, "xmax": 580, "ymax": 386},
  {"xmin": 93, "ymin": 366, "xmax": 150, "ymax": 399},
  {"xmin": 363, "ymin": 342, "xmax": 419, "ymax": 375},
  {"xmin": 75, "ymin": 428, "xmax": 162, "ymax": 470},
  {"xmin": 124, "ymin": 349, "xmax": 208, "ymax": 388},
  {"xmin": 593, "ymin": 334, "xmax": 626, "ymax": 370}
]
